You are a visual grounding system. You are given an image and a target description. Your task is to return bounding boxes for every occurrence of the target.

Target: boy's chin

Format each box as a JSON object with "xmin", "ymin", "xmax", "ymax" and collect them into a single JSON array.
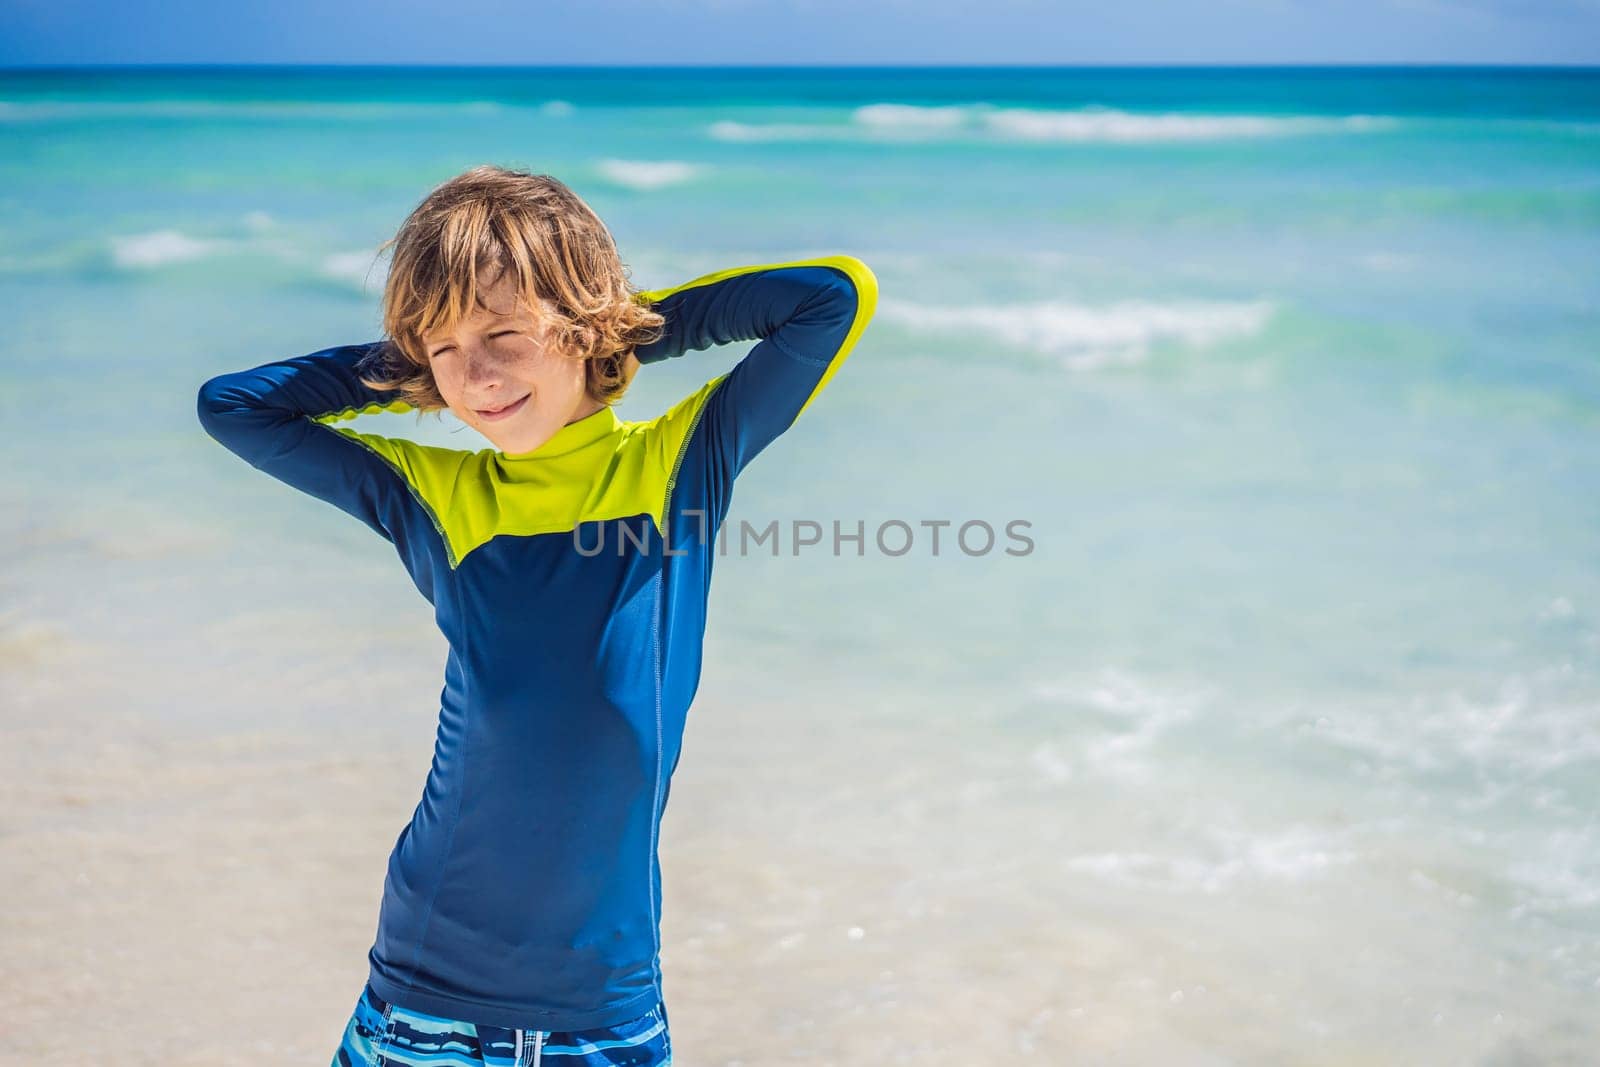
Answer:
[{"xmin": 488, "ymin": 419, "xmax": 556, "ymax": 456}]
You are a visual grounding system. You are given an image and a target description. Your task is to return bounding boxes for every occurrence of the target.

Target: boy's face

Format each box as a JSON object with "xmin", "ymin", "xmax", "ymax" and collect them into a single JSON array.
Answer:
[{"xmin": 421, "ymin": 270, "xmax": 600, "ymax": 455}]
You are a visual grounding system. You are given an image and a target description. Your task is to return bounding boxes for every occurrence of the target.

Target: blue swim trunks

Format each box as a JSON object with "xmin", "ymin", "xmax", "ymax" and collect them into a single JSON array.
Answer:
[{"xmin": 331, "ymin": 982, "xmax": 671, "ymax": 1066}]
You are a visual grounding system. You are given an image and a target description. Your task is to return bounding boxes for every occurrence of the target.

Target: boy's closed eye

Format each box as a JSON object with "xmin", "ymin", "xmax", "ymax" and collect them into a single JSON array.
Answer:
[{"xmin": 429, "ymin": 328, "xmax": 536, "ymax": 359}]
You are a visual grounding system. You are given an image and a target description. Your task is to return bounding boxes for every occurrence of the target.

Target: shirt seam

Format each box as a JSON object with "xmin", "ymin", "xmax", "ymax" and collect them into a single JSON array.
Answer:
[
  {"xmin": 367, "ymin": 973, "xmax": 657, "ymax": 1031},
  {"xmin": 766, "ymin": 329, "xmax": 832, "ymax": 367},
  {"xmin": 649, "ymin": 565, "xmax": 665, "ymax": 1007},
  {"xmin": 395, "ymin": 562, "xmax": 470, "ymax": 998},
  {"xmin": 314, "ymin": 420, "xmax": 459, "ymax": 569}
]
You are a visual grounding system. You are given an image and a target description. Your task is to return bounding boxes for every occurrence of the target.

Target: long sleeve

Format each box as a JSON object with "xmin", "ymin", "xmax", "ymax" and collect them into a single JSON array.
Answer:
[
  {"xmin": 195, "ymin": 341, "xmax": 421, "ymax": 543},
  {"xmin": 632, "ymin": 254, "xmax": 878, "ymax": 479}
]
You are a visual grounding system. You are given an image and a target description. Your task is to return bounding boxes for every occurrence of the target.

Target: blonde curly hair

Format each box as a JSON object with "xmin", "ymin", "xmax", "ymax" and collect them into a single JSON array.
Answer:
[{"xmin": 360, "ymin": 165, "xmax": 666, "ymax": 413}]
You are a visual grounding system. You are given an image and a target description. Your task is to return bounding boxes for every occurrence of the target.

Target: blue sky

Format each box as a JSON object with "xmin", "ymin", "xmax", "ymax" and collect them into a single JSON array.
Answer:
[{"xmin": 2, "ymin": 0, "xmax": 1597, "ymax": 66}]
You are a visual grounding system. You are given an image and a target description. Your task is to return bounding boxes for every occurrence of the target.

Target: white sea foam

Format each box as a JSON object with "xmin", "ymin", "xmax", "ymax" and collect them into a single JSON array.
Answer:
[
  {"xmin": 321, "ymin": 250, "xmax": 387, "ymax": 291},
  {"xmin": 598, "ymin": 157, "xmax": 704, "ymax": 191},
  {"xmin": 108, "ymin": 226, "xmax": 392, "ymax": 290},
  {"xmin": 1537, "ymin": 596, "xmax": 1577, "ymax": 622},
  {"xmin": 981, "ymin": 107, "xmax": 1396, "ymax": 143},
  {"xmin": 1408, "ymin": 868, "xmax": 1479, "ymax": 908},
  {"xmin": 706, "ymin": 119, "xmax": 829, "ymax": 142},
  {"xmin": 878, "ymin": 295, "xmax": 1274, "ymax": 370},
  {"xmin": 541, "ymin": 100, "xmax": 576, "ymax": 117},
  {"xmin": 1506, "ymin": 828, "xmax": 1600, "ymax": 912},
  {"xmin": 595, "ymin": 158, "xmax": 703, "ymax": 191},
  {"xmin": 1029, "ymin": 743, "xmax": 1074, "ymax": 783},
  {"xmin": 1065, "ymin": 823, "xmax": 1357, "ymax": 894},
  {"xmin": 109, "ymin": 230, "xmax": 219, "ymax": 268},
  {"xmin": 852, "ymin": 102, "xmax": 969, "ymax": 130},
  {"xmin": 708, "ymin": 104, "xmax": 1398, "ymax": 145},
  {"xmin": 1030, "ymin": 668, "xmax": 1211, "ymax": 781},
  {"xmin": 1312, "ymin": 678, "xmax": 1600, "ymax": 782}
]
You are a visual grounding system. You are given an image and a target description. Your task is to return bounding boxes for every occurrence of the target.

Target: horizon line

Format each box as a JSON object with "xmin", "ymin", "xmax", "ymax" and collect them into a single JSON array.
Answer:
[{"xmin": 3, "ymin": 61, "xmax": 1599, "ymax": 73}]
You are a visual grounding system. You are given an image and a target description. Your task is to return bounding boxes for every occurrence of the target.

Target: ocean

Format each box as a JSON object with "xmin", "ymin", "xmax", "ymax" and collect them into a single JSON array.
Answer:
[{"xmin": 2, "ymin": 66, "xmax": 1597, "ymax": 1063}]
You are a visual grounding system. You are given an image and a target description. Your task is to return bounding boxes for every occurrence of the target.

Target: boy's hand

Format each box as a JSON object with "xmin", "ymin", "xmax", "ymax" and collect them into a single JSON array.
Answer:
[{"xmin": 621, "ymin": 350, "xmax": 641, "ymax": 386}]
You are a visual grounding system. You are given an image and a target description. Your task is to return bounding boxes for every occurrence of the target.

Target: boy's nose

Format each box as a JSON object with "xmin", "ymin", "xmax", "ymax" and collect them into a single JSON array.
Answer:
[{"xmin": 463, "ymin": 346, "xmax": 503, "ymax": 385}]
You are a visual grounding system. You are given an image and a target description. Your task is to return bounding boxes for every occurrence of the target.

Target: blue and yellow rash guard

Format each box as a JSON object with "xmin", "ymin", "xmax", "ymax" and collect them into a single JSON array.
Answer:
[{"xmin": 195, "ymin": 256, "xmax": 877, "ymax": 1031}]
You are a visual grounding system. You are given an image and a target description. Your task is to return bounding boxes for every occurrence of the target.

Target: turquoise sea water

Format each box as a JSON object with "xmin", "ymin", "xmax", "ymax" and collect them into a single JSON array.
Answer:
[{"xmin": 3, "ymin": 67, "xmax": 1598, "ymax": 1062}]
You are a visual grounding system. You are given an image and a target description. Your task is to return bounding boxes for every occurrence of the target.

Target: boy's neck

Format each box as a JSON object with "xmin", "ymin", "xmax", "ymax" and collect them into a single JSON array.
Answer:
[{"xmin": 565, "ymin": 395, "xmax": 605, "ymax": 425}]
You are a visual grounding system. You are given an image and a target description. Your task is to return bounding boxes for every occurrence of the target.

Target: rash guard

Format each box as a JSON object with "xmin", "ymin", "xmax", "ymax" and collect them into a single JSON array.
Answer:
[{"xmin": 195, "ymin": 255, "xmax": 878, "ymax": 1031}]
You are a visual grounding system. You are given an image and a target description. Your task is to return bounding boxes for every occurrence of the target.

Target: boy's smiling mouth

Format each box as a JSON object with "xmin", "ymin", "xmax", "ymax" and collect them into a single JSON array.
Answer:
[{"xmin": 475, "ymin": 394, "xmax": 529, "ymax": 421}]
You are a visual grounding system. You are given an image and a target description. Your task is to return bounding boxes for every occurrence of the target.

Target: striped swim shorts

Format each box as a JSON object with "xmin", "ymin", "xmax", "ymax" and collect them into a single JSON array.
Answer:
[{"xmin": 331, "ymin": 982, "xmax": 672, "ymax": 1066}]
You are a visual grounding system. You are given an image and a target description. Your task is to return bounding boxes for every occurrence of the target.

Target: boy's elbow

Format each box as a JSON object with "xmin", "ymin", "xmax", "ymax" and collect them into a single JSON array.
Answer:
[
  {"xmin": 196, "ymin": 375, "xmax": 233, "ymax": 432},
  {"xmin": 195, "ymin": 373, "xmax": 260, "ymax": 443},
  {"xmin": 806, "ymin": 255, "xmax": 877, "ymax": 336},
  {"xmin": 819, "ymin": 255, "xmax": 878, "ymax": 326}
]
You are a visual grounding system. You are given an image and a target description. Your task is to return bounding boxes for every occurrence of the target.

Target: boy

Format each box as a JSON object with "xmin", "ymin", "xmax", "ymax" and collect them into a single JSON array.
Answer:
[{"xmin": 195, "ymin": 164, "xmax": 877, "ymax": 1066}]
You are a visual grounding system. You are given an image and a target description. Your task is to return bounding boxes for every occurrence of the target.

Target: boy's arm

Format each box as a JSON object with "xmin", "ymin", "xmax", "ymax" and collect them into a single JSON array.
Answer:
[
  {"xmin": 195, "ymin": 341, "xmax": 419, "ymax": 542},
  {"xmin": 631, "ymin": 254, "xmax": 878, "ymax": 479}
]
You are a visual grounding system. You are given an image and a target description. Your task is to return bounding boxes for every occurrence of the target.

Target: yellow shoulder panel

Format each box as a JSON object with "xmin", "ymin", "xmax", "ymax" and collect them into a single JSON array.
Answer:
[
  {"xmin": 310, "ymin": 379, "xmax": 729, "ymax": 569},
  {"xmin": 633, "ymin": 253, "xmax": 878, "ymax": 420}
]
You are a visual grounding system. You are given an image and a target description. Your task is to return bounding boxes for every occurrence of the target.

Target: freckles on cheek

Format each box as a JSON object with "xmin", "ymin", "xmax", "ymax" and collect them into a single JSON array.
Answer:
[{"xmin": 432, "ymin": 369, "xmax": 461, "ymax": 408}]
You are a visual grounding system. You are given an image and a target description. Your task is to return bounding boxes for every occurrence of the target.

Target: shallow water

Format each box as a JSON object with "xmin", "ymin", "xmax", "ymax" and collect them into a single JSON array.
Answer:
[{"xmin": 2, "ymin": 67, "xmax": 1597, "ymax": 1064}]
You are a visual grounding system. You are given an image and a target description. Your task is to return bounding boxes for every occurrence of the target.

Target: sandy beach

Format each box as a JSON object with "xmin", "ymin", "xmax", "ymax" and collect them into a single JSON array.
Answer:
[
  {"xmin": 6, "ymin": 576, "xmax": 1590, "ymax": 1064},
  {"xmin": 5, "ymin": 63, "xmax": 1599, "ymax": 1065}
]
